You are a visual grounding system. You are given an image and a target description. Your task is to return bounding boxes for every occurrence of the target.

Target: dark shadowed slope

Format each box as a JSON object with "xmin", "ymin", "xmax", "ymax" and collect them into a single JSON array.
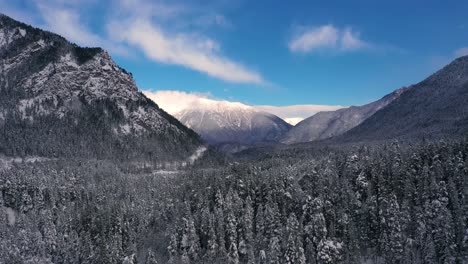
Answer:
[
  {"xmin": 281, "ymin": 87, "xmax": 407, "ymax": 144},
  {"xmin": 337, "ymin": 55, "xmax": 468, "ymax": 143},
  {"xmin": 0, "ymin": 14, "xmax": 202, "ymax": 161}
]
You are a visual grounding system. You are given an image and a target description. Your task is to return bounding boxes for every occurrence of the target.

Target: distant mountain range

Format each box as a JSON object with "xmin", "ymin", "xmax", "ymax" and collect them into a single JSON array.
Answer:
[
  {"xmin": 231, "ymin": 54, "xmax": 468, "ymax": 147},
  {"xmin": 172, "ymin": 51, "xmax": 468, "ymax": 146},
  {"xmin": 0, "ymin": 14, "xmax": 201, "ymax": 161},
  {"xmin": 171, "ymin": 84, "xmax": 410, "ymax": 147},
  {"xmin": 3, "ymin": 13, "xmax": 468, "ymax": 156},
  {"xmin": 175, "ymin": 100, "xmax": 291, "ymax": 144},
  {"xmin": 281, "ymin": 87, "xmax": 408, "ymax": 144}
]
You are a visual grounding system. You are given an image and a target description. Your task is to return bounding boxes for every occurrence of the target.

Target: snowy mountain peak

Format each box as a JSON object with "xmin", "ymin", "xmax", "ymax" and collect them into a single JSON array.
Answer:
[
  {"xmin": 175, "ymin": 99, "xmax": 260, "ymax": 130},
  {"xmin": 172, "ymin": 99, "xmax": 291, "ymax": 144},
  {"xmin": 143, "ymin": 90, "xmax": 291, "ymax": 145}
]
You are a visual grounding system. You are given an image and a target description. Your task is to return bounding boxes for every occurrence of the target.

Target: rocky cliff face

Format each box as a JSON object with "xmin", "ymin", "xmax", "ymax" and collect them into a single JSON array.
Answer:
[{"xmin": 0, "ymin": 14, "xmax": 201, "ymax": 161}]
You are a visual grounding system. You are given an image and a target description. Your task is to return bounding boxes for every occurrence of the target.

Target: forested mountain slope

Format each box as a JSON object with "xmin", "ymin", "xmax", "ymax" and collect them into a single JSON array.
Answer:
[
  {"xmin": 281, "ymin": 87, "xmax": 407, "ymax": 144},
  {"xmin": 0, "ymin": 14, "xmax": 202, "ymax": 161},
  {"xmin": 337, "ymin": 55, "xmax": 468, "ymax": 142}
]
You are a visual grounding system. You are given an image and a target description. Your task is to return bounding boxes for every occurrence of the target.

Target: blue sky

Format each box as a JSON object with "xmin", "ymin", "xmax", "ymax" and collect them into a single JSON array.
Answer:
[{"xmin": 2, "ymin": 0, "xmax": 468, "ymax": 122}]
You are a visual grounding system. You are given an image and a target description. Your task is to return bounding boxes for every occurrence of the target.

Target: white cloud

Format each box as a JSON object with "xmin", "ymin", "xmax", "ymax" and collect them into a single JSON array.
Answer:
[
  {"xmin": 289, "ymin": 25, "xmax": 339, "ymax": 53},
  {"xmin": 16, "ymin": 1, "xmax": 131, "ymax": 56},
  {"xmin": 341, "ymin": 28, "xmax": 368, "ymax": 50},
  {"xmin": 37, "ymin": 4, "xmax": 100, "ymax": 46},
  {"xmin": 110, "ymin": 19, "xmax": 265, "ymax": 84},
  {"xmin": 455, "ymin": 47, "xmax": 468, "ymax": 57},
  {"xmin": 143, "ymin": 90, "xmax": 344, "ymax": 125},
  {"xmin": 143, "ymin": 90, "xmax": 213, "ymax": 115},
  {"xmin": 289, "ymin": 25, "xmax": 370, "ymax": 53},
  {"xmin": 106, "ymin": 0, "xmax": 265, "ymax": 84}
]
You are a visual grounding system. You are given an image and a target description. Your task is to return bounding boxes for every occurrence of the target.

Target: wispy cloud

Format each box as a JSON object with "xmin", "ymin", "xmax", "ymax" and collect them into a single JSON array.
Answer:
[
  {"xmin": 341, "ymin": 28, "xmax": 368, "ymax": 50},
  {"xmin": 289, "ymin": 25, "xmax": 339, "ymax": 53},
  {"xmin": 455, "ymin": 47, "xmax": 468, "ymax": 57},
  {"xmin": 37, "ymin": 4, "xmax": 104, "ymax": 46},
  {"xmin": 7, "ymin": 0, "xmax": 131, "ymax": 56},
  {"xmin": 143, "ymin": 90, "xmax": 344, "ymax": 125},
  {"xmin": 289, "ymin": 24, "xmax": 370, "ymax": 53},
  {"xmin": 110, "ymin": 0, "xmax": 266, "ymax": 84},
  {"xmin": 109, "ymin": 19, "xmax": 265, "ymax": 84}
]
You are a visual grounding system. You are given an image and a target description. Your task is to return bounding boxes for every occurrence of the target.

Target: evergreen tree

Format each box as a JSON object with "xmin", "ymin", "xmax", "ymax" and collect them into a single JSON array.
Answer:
[
  {"xmin": 303, "ymin": 196, "xmax": 327, "ymax": 262},
  {"xmin": 145, "ymin": 249, "xmax": 158, "ymax": 264},
  {"xmin": 167, "ymin": 233, "xmax": 179, "ymax": 264},
  {"xmin": 255, "ymin": 203, "xmax": 266, "ymax": 250},
  {"xmin": 316, "ymin": 239, "xmax": 343, "ymax": 264},
  {"xmin": 214, "ymin": 190, "xmax": 227, "ymax": 258},
  {"xmin": 380, "ymin": 194, "xmax": 404, "ymax": 263},
  {"xmin": 226, "ymin": 210, "xmax": 239, "ymax": 264},
  {"xmin": 284, "ymin": 213, "xmax": 306, "ymax": 264},
  {"xmin": 239, "ymin": 196, "xmax": 255, "ymax": 264},
  {"xmin": 427, "ymin": 181, "xmax": 456, "ymax": 263},
  {"xmin": 267, "ymin": 236, "xmax": 281, "ymax": 264},
  {"xmin": 205, "ymin": 213, "xmax": 218, "ymax": 260},
  {"xmin": 180, "ymin": 214, "xmax": 201, "ymax": 263}
]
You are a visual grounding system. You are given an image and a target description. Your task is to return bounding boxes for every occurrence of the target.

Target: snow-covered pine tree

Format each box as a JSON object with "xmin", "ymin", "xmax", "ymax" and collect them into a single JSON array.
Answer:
[
  {"xmin": 284, "ymin": 213, "xmax": 306, "ymax": 264},
  {"xmin": 239, "ymin": 195, "xmax": 255, "ymax": 264},
  {"xmin": 167, "ymin": 233, "xmax": 179, "ymax": 264},
  {"xmin": 226, "ymin": 209, "xmax": 239, "ymax": 264},
  {"xmin": 145, "ymin": 249, "xmax": 158, "ymax": 264},
  {"xmin": 427, "ymin": 181, "xmax": 456, "ymax": 263},
  {"xmin": 303, "ymin": 196, "xmax": 327, "ymax": 263},
  {"xmin": 205, "ymin": 213, "xmax": 218, "ymax": 260}
]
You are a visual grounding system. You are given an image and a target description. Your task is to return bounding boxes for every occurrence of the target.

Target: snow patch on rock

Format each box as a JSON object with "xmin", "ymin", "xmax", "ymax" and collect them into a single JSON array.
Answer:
[{"xmin": 18, "ymin": 28, "xmax": 26, "ymax": 37}]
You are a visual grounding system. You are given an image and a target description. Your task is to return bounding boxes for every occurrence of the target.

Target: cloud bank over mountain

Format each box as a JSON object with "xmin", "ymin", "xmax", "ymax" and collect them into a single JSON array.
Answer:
[{"xmin": 143, "ymin": 90, "xmax": 343, "ymax": 124}]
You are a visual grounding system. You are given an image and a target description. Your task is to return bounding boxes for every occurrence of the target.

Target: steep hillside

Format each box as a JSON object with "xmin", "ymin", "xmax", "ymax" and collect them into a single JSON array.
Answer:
[
  {"xmin": 338, "ymin": 55, "xmax": 468, "ymax": 142},
  {"xmin": 281, "ymin": 87, "xmax": 407, "ymax": 144},
  {"xmin": 0, "ymin": 14, "xmax": 202, "ymax": 161}
]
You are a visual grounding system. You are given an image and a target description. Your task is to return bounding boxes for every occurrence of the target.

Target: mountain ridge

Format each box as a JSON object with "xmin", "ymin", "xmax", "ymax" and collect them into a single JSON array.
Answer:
[
  {"xmin": 0, "ymin": 14, "xmax": 202, "ymax": 161},
  {"xmin": 281, "ymin": 86, "xmax": 408, "ymax": 144},
  {"xmin": 333, "ymin": 55, "xmax": 468, "ymax": 143}
]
